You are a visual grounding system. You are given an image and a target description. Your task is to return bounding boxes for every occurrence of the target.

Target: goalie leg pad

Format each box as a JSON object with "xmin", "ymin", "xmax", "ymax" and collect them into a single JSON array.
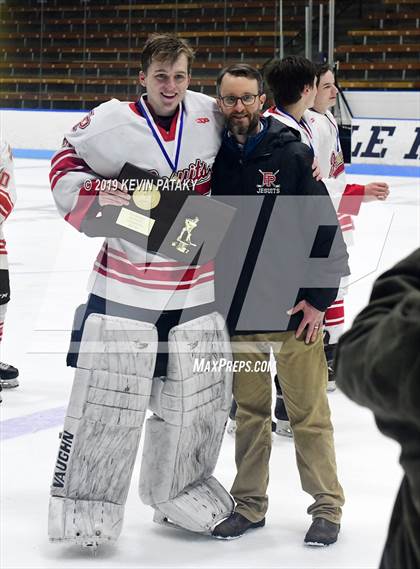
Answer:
[
  {"xmin": 139, "ymin": 311, "xmax": 234, "ymax": 533},
  {"xmin": 49, "ymin": 313, "xmax": 157, "ymax": 545}
]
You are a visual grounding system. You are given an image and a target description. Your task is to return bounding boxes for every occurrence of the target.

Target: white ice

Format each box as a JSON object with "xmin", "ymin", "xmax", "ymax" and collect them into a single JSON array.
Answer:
[{"xmin": 1, "ymin": 160, "xmax": 419, "ymax": 569}]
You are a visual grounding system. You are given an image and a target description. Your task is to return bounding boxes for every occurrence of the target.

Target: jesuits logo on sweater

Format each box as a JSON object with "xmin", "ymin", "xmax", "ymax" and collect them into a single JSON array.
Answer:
[{"xmin": 257, "ymin": 169, "xmax": 281, "ymax": 194}]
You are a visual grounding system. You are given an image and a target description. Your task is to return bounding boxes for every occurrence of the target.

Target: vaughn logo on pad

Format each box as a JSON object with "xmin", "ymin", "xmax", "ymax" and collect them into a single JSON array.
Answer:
[{"xmin": 52, "ymin": 430, "xmax": 74, "ymax": 488}]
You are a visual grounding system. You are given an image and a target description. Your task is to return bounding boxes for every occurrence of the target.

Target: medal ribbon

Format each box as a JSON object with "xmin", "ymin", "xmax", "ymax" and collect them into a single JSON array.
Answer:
[
  {"xmin": 326, "ymin": 112, "xmax": 341, "ymax": 152},
  {"xmin": 275, "ymin": 107, "xmax": 314, "ymax": 151},
  {"xmin": 138, "ymin": 96, "xmax": 184, "ymax": 173}
]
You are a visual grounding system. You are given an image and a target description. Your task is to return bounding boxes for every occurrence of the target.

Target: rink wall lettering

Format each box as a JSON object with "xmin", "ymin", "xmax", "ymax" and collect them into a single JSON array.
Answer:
[
  {"xmin": 1, "ymin": 99, "xmax": 419, "ymax": 176},
  {"xmin": 351, "ymin": 118, "xmax": 420, "ymax": 168}
]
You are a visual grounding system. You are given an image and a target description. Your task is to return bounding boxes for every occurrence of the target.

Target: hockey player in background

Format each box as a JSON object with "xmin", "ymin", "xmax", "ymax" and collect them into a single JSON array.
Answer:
[
  {"xmin": 263, "ymin": 57, "xmax": 389, "ymax": 436},
  {"xmin": 0, "ymin": 140, "xmax": 19, "ymax": 401},
  {"xmin": 305, "ymin": 63, "xmax": 389, "ymax": 383}
]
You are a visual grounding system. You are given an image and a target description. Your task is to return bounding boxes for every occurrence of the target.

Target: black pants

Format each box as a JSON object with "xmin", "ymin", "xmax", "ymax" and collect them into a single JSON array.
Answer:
[
  {"xmin": 0, "ymin": 269, "xmax": 10, "ymax": 306},
  {"xmin": 67, "ymin": 293, "xmax": 214, "ymax": 377}
]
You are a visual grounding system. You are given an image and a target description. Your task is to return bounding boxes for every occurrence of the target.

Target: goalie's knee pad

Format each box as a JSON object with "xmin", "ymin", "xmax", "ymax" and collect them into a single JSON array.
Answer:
[
  {"xmin": 48, "ymin": 314, "xmax": 157, "ymax": 546},
  {"xmin": 139, "ymin": 311, "xmax": 234, "ymax": 534}
]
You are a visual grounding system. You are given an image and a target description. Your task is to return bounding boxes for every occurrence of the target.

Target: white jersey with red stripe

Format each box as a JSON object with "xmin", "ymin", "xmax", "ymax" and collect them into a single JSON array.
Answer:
[
  {"xmin": 305, "ymin": 109, "xmax": 365, "ymax": 242},
  {"xmin": 305, "ymin": 109, "xmax": 345, "ymax": 179},
  {"xmin": 0, "ymin": 142, "xmax": 17, "ymax": 269},
  {"xmin": 50, "ymin": 91, "xmax": 224, "ymax": 310}
]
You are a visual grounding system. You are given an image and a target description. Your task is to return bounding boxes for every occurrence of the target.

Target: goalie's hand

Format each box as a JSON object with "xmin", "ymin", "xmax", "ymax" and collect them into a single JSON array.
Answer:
[{"xmin": 98, "ymin": 179, "xmax": 131, "ymax": 207}]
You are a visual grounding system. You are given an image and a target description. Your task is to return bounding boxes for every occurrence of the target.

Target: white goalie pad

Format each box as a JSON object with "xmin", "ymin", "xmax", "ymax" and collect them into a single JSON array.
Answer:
[
  {"xmin": 139, "ymin": 311, "xmax": 234, "ymax": 533},
  {"xmin": 49, "ymin": 313, "xmax": 157, "ymax": 546},
  {"xmin": 152, "ymin": 477, "xmax": 234, "ymax": 533}
]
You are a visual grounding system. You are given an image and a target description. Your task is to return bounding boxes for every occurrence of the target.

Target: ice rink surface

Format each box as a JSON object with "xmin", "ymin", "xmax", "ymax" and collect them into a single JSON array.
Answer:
[{"xmin": 1, "ymin": 159, "xmax": 419, "ymax": 569}]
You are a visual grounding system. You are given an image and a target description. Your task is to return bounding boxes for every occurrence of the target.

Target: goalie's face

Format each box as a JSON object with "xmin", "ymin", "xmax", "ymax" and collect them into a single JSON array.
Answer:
[
  {"xmin": 314, "ymin": 70, "xmax": 338, "ymax": 113},
  {"xmin": 139, "ymin": 54, "xmax": 191, "ymax": 116}
]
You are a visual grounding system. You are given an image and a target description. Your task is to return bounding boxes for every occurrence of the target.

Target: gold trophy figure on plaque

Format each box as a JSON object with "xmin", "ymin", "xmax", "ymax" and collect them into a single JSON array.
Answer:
[{"xmin": 172, "ymin": 216, "xmax": 200, "ymax": 254}]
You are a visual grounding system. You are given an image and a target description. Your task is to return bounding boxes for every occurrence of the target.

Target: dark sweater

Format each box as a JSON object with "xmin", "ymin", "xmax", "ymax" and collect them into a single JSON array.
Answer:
[
  {"xmin": 211, "ymin": 116, "xmax": 349, "ymax": 334},
  {"xmin": 335, "ymin": 248, "xmax": 420, "ymax": 569}
]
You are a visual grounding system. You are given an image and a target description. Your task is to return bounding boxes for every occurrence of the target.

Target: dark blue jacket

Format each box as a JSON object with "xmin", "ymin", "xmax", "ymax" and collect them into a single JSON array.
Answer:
[{"xmin": 211, "ymin": 116, "xmax": 349, "ymax": 334}]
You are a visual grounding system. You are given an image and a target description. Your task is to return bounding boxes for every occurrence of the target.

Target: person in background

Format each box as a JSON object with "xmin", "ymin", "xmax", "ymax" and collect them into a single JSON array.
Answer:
[
  {"xmin": 335, "ymin": 248, "xmax": 420, "ymax": 569},
  {"xmin": 263, "ymin": 57, "xmax": 389, "ymax": 436},
  {"xmin": 305, "ymin": 62, "xmax": 389, "ymax": 386},
  {"xmin": 0, "ymin": 140, "xmax": 19, "ymax": 402}
]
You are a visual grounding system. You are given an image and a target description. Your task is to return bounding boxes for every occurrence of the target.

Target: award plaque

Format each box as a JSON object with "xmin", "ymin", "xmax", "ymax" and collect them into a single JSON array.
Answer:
[{"xmin": 82, "ymin": 162, "xmax": 236, "ymax": 265}]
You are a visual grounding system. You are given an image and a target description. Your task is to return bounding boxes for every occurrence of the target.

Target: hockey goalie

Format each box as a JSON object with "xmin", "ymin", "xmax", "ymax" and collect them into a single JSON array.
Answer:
[{"xmin": 48, "ymin": 34, "xmax": 234, "ymax": 548}]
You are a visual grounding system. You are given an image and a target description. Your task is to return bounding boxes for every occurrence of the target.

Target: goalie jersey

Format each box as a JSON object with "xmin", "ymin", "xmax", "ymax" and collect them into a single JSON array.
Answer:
[{"xmin": 50, "ymin": 91, "xmax": 224, "ymax": 310}]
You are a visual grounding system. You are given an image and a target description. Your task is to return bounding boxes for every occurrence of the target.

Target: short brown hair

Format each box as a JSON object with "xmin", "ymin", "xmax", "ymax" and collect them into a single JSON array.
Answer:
[
  {"xmin": 216, "ymin": 63, "xmax": 264, "ymax": 95},
  {"xmin": 141, "ymin": 34, "xmax": 195, "ymax": 74},
  {"xmin": 316, "ymin": 63, "xmax": 334, "ymax": 86}
]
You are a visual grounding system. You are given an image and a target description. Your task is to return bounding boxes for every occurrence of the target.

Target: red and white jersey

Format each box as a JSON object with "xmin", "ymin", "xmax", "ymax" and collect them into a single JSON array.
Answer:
[
  {"xmin": 305, "ymin": 109, "xmax": 365, "ymax": 241},
  {"xmin": 0, "ymin": 141, "xmax": 17, "ymax": 269},
  {"xmin": 305, "ymin": 109, "xmax": 346, "ymax": 179},
  {"xmin": 50, "ymin": 91, "xmax": 224, "ymax": 310}
]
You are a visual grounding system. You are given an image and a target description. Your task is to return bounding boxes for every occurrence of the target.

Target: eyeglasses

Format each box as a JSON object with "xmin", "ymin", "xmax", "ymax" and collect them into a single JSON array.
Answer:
[{"xmin": 218, "ymin": 94, "xmax": 260, "ymax": 107}]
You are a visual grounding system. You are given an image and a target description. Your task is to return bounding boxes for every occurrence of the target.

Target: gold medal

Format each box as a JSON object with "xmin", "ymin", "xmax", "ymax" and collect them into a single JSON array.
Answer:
[{"xmin": 133, "ymin": 184, "xmax": 161, "ymax": 211}]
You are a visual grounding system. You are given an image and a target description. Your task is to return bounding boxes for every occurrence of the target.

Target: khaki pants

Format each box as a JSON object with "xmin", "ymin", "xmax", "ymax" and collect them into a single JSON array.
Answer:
[{"xmin": 231, "ymin": 331, "xmax": 344, "ymax": 524}]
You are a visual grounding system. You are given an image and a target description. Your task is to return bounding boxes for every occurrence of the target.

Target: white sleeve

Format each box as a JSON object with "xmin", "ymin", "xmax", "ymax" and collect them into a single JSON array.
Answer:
[
  {"xmin": 321, "ymin": 173, "xmax": 346, "ymax": 211},
  {"xmin": 64, "ymin": 99, "xmax": 127, "ymax": 177},
  {"xmin": 50, "ymin": 142, "xmax": 101, "ymax": 232},
  {"xmin": 49, "ymin": 100, "xmax": 127, "ymax": 232},
  {"xmin": 0, "ymin": 142, "xmax": 17, "ymax": 224}
]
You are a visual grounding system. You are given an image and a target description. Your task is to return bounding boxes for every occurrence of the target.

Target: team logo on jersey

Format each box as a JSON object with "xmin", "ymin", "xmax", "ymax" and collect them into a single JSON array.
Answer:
[
  {"xmin": 141, "ymin": 161, "xmax": 212, "ymax": 195},
  {"xmin": 329, "ymin": 150, "xmax": 345, "ymax": 179},
  {"xmin": 72, "ymin": 109, "xmax": 95, "ymax": 132},
  {"xmin": 196, "ymin": 117, "xmax": 210, "ymax": 124},
  {"xmin": 176, "ymin": 159, "xmax": 212, "ymax": 194},
  {"xmin": 257, "ymin": 169, "xmax": 281, "ymax": 194},
  {"xmin": 0, "ymin": 171, "xmax": 10, "ymax": 189}
]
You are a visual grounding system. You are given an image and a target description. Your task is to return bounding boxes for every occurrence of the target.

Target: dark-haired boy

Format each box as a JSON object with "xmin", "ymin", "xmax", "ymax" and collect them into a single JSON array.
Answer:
[
  {"xmin": 305, "ymin": 64, "xmax": 389, "ymax": 373},
  {"xmin": 0, "ymin": 141, "xmax": 19, "ymax": 401}
]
